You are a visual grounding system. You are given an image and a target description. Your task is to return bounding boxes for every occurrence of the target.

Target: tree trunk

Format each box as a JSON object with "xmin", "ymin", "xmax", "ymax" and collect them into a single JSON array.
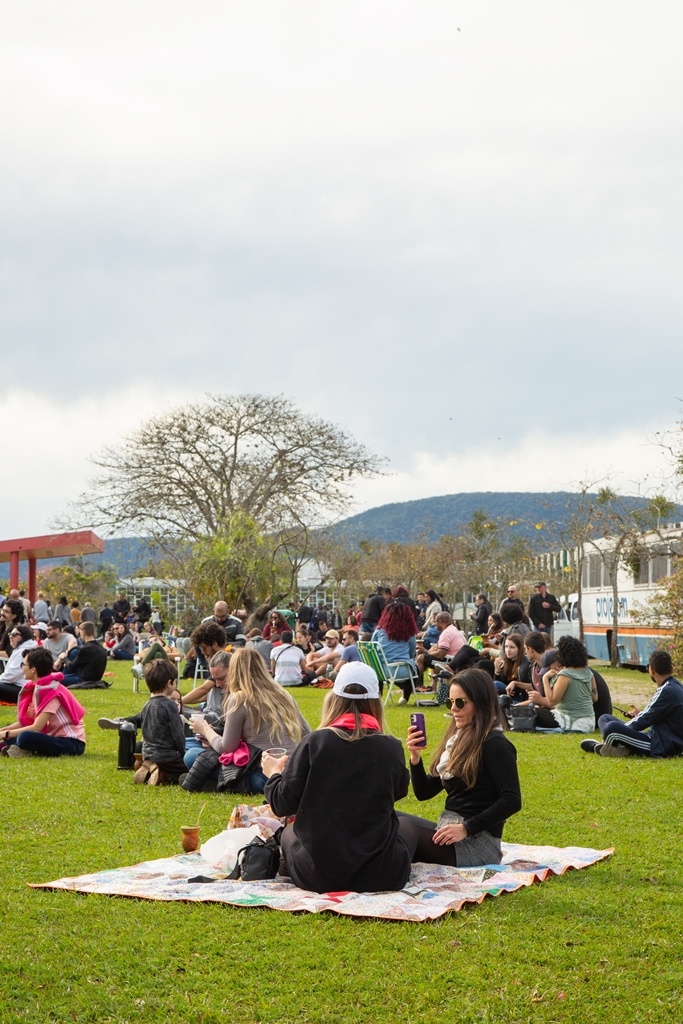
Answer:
[
  {"xmin": 577, "ymin": 544, "xmax": 585, "ymax": 644},
  {"xmin": 611, "ymin": 557, "xmax": 620, "ymax": 668}
]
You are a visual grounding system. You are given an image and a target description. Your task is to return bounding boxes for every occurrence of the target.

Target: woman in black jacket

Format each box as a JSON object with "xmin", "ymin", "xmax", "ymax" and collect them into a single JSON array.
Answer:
[
  {"xmin": 262, "ymin": 662, "xmax": 411, "ymax": 894},
  {"xmin": 400, "ymin": 667, "xmax": 522, "ymax": 867},
  {"xmin": 493, "ymin": 633, "xmax": 532, "ymax": 700}
]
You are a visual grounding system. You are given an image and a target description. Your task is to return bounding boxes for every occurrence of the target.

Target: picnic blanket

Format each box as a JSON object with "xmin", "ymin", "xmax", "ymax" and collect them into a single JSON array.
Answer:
[{"xmin": 31, "ymin": 842, "xmax": 613, "ymax": 922}]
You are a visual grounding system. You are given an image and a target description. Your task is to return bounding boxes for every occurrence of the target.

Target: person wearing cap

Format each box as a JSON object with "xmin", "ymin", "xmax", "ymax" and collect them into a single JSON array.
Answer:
[
  {"xmin": 528, "ymin": 582, "xmax": 561, "ymax": 634},
  {"xmin": 262, "ymin": 663, "xmax": 412, "ymax": 894},
  {"xmin": 31, "ymin": 622, "xmax": 48, "ymax": 645},
  {"xmin": 303, "ymin": 629, "xmax": 343, "ymax": 686}
]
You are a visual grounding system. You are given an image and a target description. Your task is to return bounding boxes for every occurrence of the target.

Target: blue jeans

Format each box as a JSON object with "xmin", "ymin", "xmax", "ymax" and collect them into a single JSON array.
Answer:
[
  {"xmin": 183, "ymin": 738, "xmax": 205, "ymax": 770},
  {"xmin": 13, "ymin": 733, "xmax": 85, "ymax": 757},
  {"xmin": 598, "ymin": 714, "xmax": 652, "ymax": 755},
  {"xmin": 111, "ymin": 649, "xmax": 134, "ymax": 660},
  {"xmin": 201, "ymin": 763, "xmax": 267, "ymax": 794},
  {"xmin": 360, "ymin": 620, "xmax": 378, "ymax": 636},
  {"xmin": 61, "ymin": 672, "xmax": 82, "ymax": 687}
]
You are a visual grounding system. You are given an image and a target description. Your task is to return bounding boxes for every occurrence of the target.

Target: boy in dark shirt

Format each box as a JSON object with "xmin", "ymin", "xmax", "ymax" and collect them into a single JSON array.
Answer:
[{"xmin": 133, "ymin": 660, "xmax": 187, "ymax": 785}]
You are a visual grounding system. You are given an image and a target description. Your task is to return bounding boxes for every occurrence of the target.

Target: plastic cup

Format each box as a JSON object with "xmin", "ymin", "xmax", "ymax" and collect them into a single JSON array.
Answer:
[{"xmin": 264, "ymin": 747, "xmax": 287, "ymax": 758}]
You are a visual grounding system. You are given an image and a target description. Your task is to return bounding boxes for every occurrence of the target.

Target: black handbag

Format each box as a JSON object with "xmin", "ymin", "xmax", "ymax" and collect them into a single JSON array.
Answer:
[
  {"xmin": 216, "ymin": 743, "xmax": 263, "ymax": 794},
  {"xmin": 509, "ymin": 705, "xmax": 537, "ymax": 732},
  {"xmin": 227, "ymin": 832, "xmax": 282, "ymax": 881}
]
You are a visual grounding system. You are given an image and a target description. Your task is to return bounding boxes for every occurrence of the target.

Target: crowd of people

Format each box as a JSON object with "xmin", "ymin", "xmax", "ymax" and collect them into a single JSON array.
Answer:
[{"xmin": 2, "ymin": 580, "xmax": 682, "ymax": 895}]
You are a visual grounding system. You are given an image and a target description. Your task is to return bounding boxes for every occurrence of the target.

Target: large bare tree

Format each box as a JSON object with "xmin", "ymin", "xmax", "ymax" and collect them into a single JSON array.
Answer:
[
  {"xmin": 68, "ymin": 393, "xmax": 382, "ymax": 538},
  {"xmin": 63, "ymin": 394, "xmax": 383, "ymax": 620}
]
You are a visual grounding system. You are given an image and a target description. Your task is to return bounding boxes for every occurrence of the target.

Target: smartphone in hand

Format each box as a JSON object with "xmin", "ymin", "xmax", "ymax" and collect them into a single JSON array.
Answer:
[{"xmin": 410, "ymin": 712, "xmax": 427, "ymax": 748}]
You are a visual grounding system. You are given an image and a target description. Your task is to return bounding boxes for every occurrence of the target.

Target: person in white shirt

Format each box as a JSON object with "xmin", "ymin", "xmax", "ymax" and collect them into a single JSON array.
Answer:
[
  {"xmin": 0, "ymin": 625, "xmax": 38, "ymax": 702},
  {"xmin": 303, "ymin": 630, "xmax": 343, "ymax": 682},
  {"xmin": 271, "ymin": 631, "xmax": 307, "ymax": 686}
]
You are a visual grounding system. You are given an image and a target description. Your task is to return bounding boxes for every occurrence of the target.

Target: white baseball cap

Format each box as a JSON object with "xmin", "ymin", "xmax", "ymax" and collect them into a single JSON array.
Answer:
[{"xmin": 332, "ymin": 662, "xmax": 380, "ymax": 700}]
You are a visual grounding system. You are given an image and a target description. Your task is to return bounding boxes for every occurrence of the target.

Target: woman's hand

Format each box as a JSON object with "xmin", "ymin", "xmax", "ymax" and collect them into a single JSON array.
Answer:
[
  {"xmin": 494, "ymin": 657, "xmax": 504, "ymax": 674},
  {"xmin": 505, "ymin": 680, "xmax": 516, "ymax": 696},
  {"xmin": 432, "ymin": 822, "xmax": 468, "ymax": 845},
  {"xmin": 406, "ymin": 725, "xmax": 426, "ymax": 765},
  {"xmin": 261, "ymin": 751, "xmax": 288, "ymax": 778},
  {"xmin": 188, "ymin": 717, "xmax": 209, "ymax": 737}
]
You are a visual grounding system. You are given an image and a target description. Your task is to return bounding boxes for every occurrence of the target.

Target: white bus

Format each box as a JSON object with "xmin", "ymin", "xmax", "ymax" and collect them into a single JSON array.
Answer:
[{"xmin": 552, "ymin": 526, "xmax": 681, "ymax": 667}]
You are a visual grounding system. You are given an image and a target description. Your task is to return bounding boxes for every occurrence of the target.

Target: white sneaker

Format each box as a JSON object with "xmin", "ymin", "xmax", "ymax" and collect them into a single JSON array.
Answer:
[
  {"xmin": 8, "ymin": 745, "xmax": 32, "ymax": 758},
  {"xmin": 398, "ymin": 697, "xmax": 408, "ymax": 706},
  {"xmin": 599, "ymin": 742, "xmax": 631, "ymax": 757}
]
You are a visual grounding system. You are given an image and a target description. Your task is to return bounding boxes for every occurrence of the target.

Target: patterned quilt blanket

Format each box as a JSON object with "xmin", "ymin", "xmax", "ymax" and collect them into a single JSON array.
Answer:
[{"xmin": 31, "ymin": 842, "xmax": 613, "ymax": 922}]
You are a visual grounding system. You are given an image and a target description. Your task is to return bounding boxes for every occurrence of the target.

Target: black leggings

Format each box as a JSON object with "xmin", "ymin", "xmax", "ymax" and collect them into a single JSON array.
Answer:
[
  {"xmin": 0, "ymin": 682, "xmax": 20, "ymax": 704},
  {"xmin": 396, "ymin": 812, "xmax": 457, "ymax": 867}
]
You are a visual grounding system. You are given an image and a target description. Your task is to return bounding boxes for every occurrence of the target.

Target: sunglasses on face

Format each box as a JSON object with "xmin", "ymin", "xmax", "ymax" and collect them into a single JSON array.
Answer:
[{"xmin": 445, "ymin": 696, "xmax": 471, "ymax": 710}]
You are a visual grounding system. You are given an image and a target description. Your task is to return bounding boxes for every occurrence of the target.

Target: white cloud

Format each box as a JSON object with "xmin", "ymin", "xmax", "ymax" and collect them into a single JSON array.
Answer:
[
  {"xmin": 2, "ymin": 386, "xmax": 202, "ymax": 537},
  {"xmin": 2, "ymin": 0, "xmax": 683, "ymax": 498},
  {"xmin": 2, "ymin": 382, "xmax": 677, "ymax": 542},
  {"xmin": 350, "ymin": 427, "xmax": 677, "ymax": 514}
]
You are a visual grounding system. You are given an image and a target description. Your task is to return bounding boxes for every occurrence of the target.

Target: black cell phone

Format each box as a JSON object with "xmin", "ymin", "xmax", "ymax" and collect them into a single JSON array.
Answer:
[{"xmin": 410, "ymin": 712, "xmax": 427, "ymax": 747}]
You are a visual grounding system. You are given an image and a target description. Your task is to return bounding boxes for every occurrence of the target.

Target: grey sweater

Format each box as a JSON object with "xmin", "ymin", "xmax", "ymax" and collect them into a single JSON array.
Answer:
[{"xmin": 140, "ymin": 695, "xmax": 186, "ymax": 762}]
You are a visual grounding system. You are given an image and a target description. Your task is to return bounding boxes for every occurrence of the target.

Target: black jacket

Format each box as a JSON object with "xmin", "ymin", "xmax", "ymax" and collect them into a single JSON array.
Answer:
[
  {"xmin": 69, "ymin": 641, "xmax": 108, "ymax": 682},
  {"xmin": 265, "ymin": 729, "xmax": 410, "ymax": 893},
  {"xmin": 628, "ymin": 677, "xmax": 683, "ymax": 758},
  {"xmin": 528, "ymin": 592, "xmax": 561, "ymax": 629},
  {"xmin": 410, "ymin": 731, "xmax": 521, "ymax": 838},
  {"xmin": 472, "ymin": 602, "xmax": 491, "ymax": 633},
  {"xmin": 361, "ymin": 592, "xmax": 385, "ymax": 624}
]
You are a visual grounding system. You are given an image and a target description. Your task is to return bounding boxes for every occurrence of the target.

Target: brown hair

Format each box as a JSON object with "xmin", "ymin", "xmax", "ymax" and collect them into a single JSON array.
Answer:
[
  {"xmin": 319, "ymin": 684, "xmax": 385, "ymax": 741},
  {"xmin": 501, "ymin": 633, "xmax": 526, "ymax": 682},
  {"xmin": 429, "ymin": 668, "xmax": 503, "ymax": 788},
  {"xmin": 144, "ymin": 659, "xmax": 178, "ymax": 692}
]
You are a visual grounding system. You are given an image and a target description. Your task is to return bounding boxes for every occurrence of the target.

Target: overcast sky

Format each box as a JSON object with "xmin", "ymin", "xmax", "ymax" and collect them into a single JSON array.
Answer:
[{"xmin": 2, "ymin": 0, "xmax": 682, "ymax": 538}]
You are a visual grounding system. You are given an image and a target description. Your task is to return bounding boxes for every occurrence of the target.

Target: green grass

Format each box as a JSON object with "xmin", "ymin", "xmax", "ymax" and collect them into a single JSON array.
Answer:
[{"xmin": 1, "ymin": 662, "xmax": 682, "ymax": 1024}]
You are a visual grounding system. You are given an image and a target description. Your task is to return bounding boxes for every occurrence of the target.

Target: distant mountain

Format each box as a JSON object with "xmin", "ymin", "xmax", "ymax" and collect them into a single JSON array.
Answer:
[
  {"xmin": 37, "ymin": 537, "xmax": 155, "ymax": 577},
  {"xmin": 33, "ymin": 491, "xmax": 679, "ymax": 578},
  {"xmin": 333, "ymin": 491, "xmax": 680, "ymax": 547}
]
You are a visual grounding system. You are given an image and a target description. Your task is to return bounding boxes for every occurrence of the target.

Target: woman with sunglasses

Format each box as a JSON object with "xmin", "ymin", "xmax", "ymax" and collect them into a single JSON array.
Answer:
[
  {"xmin": 400, "ymin": 667, "xmax": 522, "ymax": 867},
  {"xmin": 0, "ymin": 625, "xmax": 37, "ymax": 703},
  {"xmin": 0, "ymin": 599, "xmax": 27, "ymax": 657}
]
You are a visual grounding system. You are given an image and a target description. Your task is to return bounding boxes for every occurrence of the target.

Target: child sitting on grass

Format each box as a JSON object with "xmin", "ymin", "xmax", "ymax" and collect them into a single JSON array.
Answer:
[
  {"xmin": 133, "ymin": 659, "xmax": 188, "ymax": 786},
  {"xmin": 0, "ymin": 648, "xmax": 86, "ymax": 758}
]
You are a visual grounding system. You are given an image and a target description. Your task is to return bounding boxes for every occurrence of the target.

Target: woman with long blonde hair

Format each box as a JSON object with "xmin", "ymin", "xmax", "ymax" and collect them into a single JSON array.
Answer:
[
  {"xmin": 188, "ymin": 647, "xmax": 310, "ymax": 794},
  {"xmin": 261, "ymin": 662, "xmax": 412, "ymax": 893},
  {"xmin": 400, "ymin": 667, "xmax": 522, "ymax": 867}
]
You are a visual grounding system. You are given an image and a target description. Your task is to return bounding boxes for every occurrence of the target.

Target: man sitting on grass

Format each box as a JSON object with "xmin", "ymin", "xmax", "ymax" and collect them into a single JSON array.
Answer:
[
  {"xmin": 133, "ymin": 660, "xmax": 187, "ymax": 785},
  {"xmin": 180, "ymin": 622, "xmax": 229, "ymax": 715},
  {"xmin": 61, "ymin": 622, "xmax": 109, "ymax": 689},
  {"xmin": 581, "ymin": 649, "xmax": 683, "ymax": 758},
  {"xmin": 303, "ymin": 629, "xmax": 343, "ymax": 686}
]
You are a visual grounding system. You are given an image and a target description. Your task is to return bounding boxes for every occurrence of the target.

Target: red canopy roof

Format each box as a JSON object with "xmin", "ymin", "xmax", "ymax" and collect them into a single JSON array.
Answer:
[{"xmin": 0, "ymin": 531, "xmax": 105, "ymax": 563}]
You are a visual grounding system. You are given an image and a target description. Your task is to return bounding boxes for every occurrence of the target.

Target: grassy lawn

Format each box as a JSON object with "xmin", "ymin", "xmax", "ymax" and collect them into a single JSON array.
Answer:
[{"xmin": 1, "ymin": 661, "xmax": 682, "ymax": 1024}]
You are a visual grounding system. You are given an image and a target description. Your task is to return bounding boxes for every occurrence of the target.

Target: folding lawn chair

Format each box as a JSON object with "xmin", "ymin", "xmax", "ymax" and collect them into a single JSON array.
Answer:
[{"xmin": 357, "ymin": 641, "xmax": 438, "ymax": 707}]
